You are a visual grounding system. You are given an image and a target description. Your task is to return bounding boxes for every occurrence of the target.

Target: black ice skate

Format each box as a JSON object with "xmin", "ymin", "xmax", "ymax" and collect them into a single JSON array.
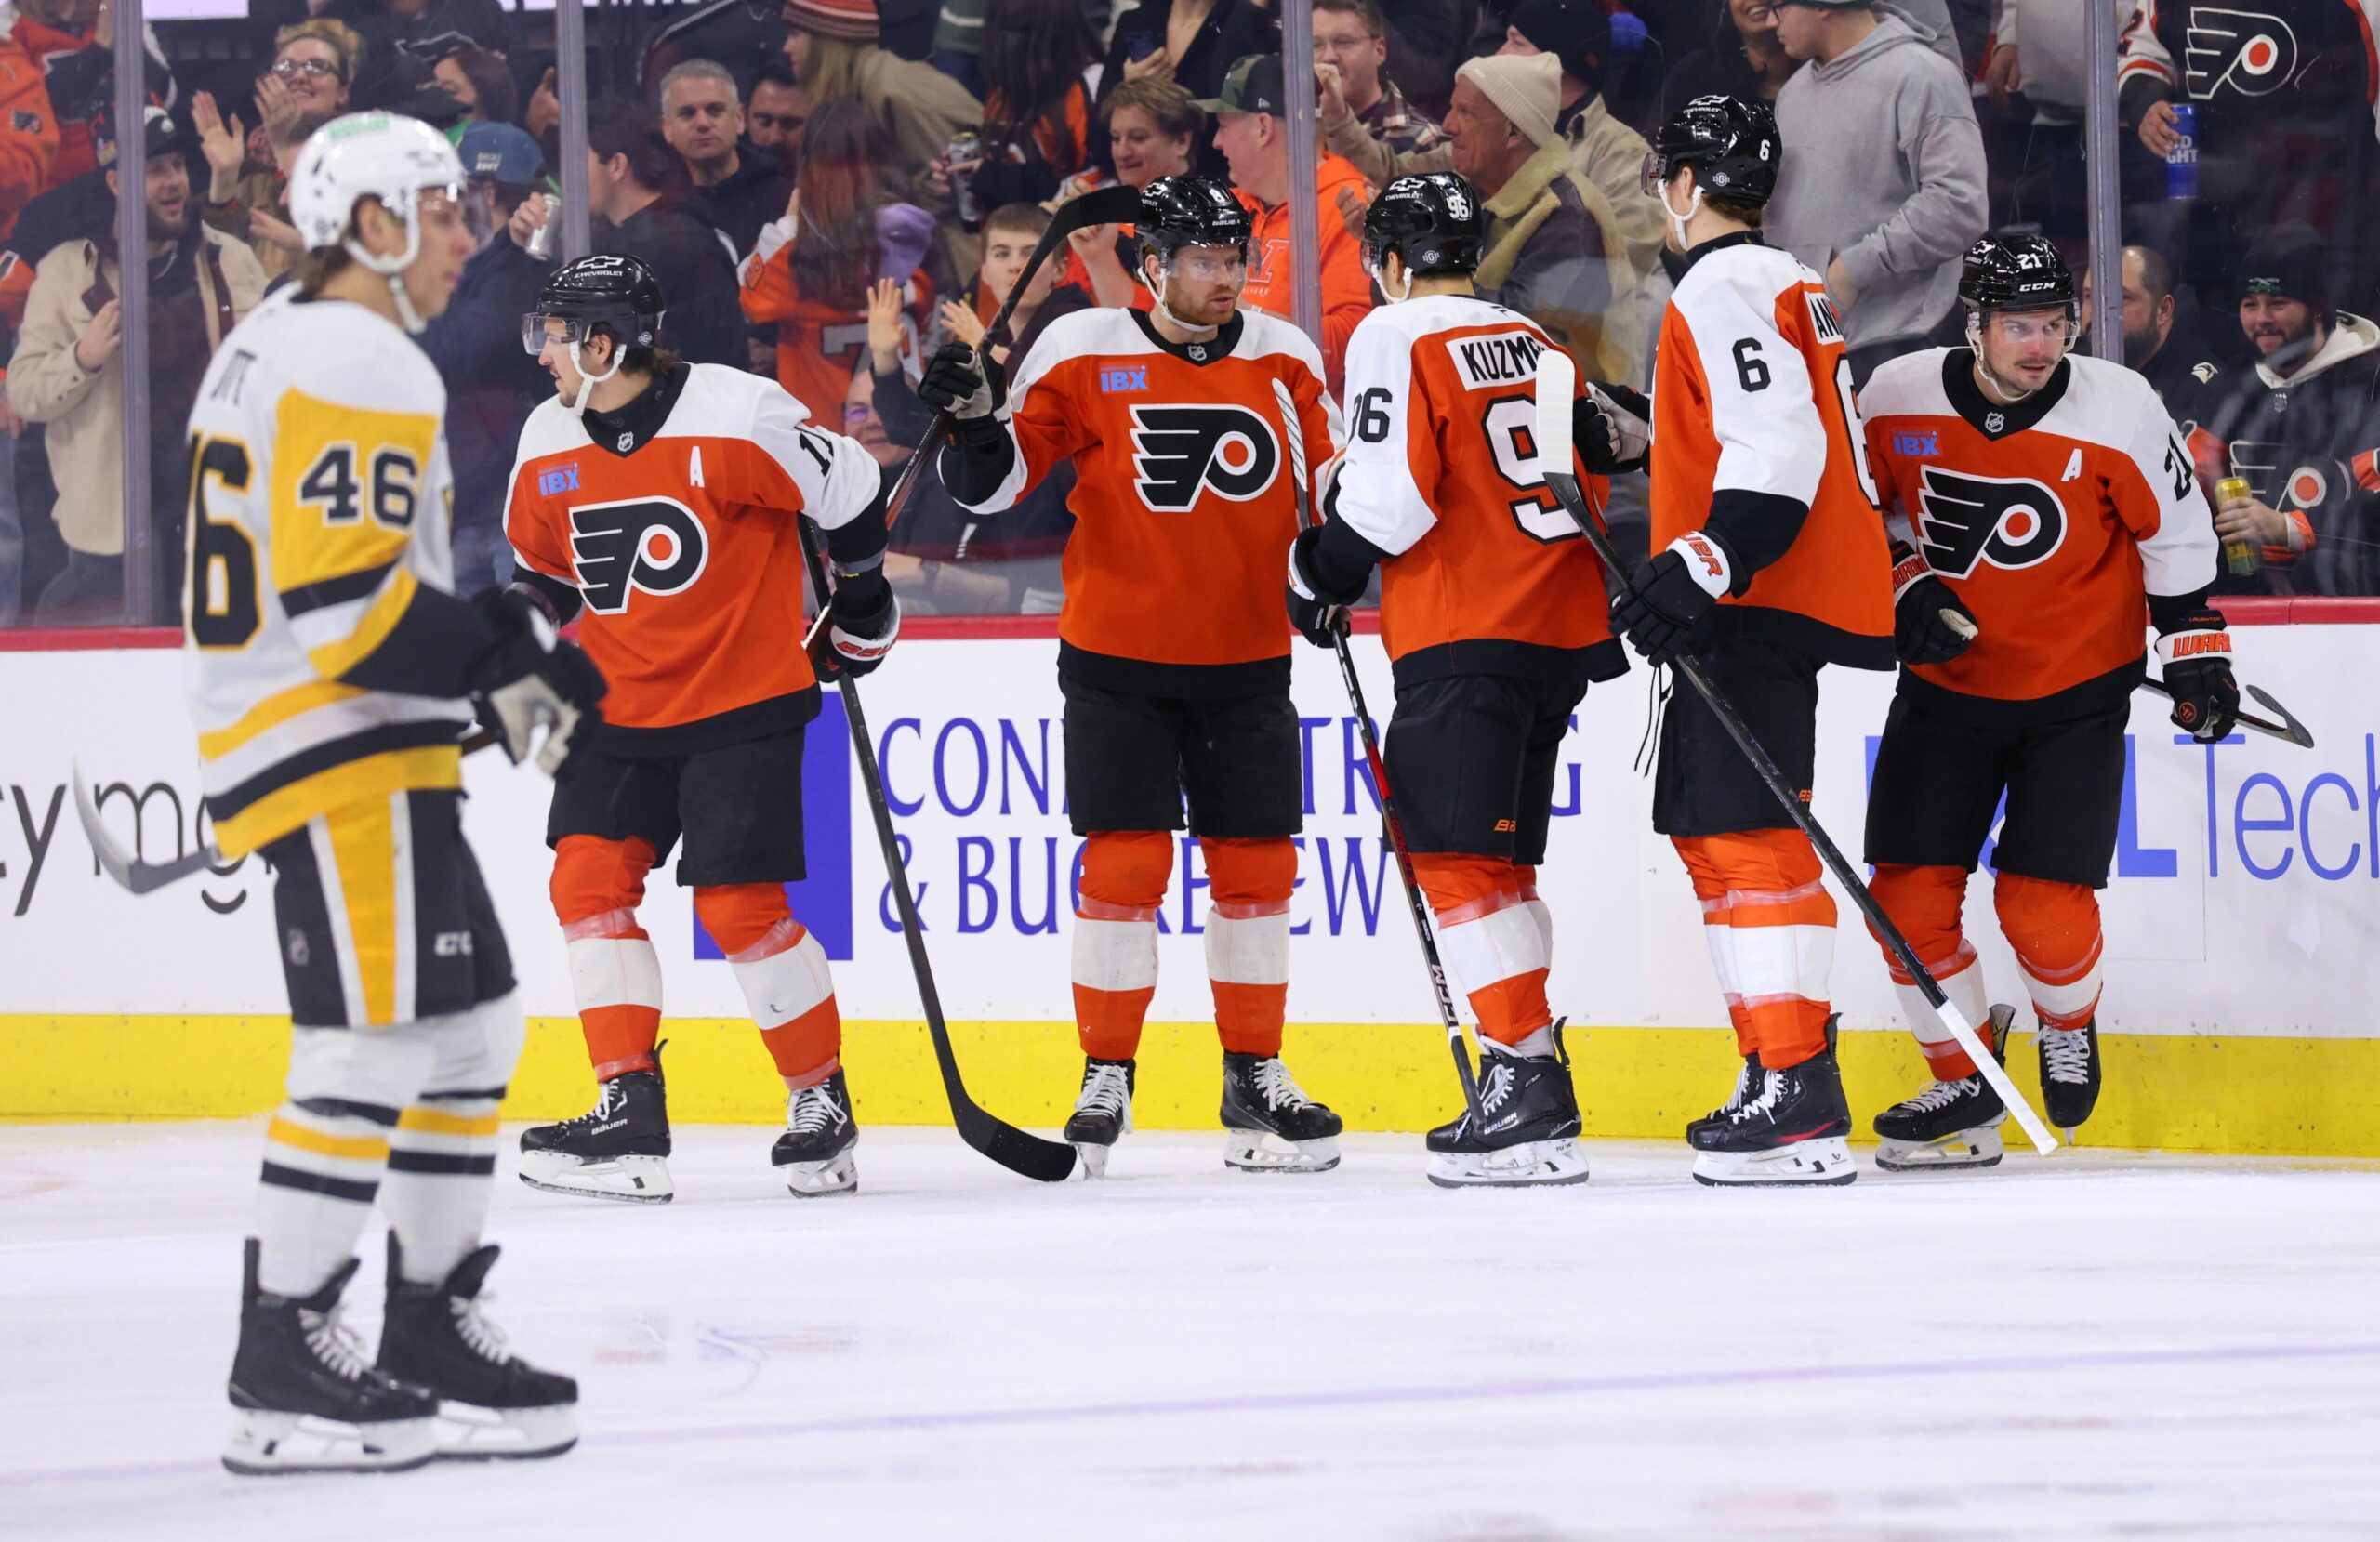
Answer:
[
  {"xmin": 771, "ymin": 1068, "xmax": 858, "ymax": 1196},
  {"xmin": 1064, "ymin": 1056, "xmax": 1135, "ymax": 1178},
  {"xmin": 1873, "ymin": 1005, "xmax": 2016, "ymax": 1174},
  {"xmin": 1685, "ymin": 1050, "xmax": 1762, "ymax": 1141},
  {"xmin": 222, "ymin": 1239, "xmax": 438, "ymax": 1476},
  {"xmin": 1221, "ymin": 1051, "xmax": 1343, "ymax": 1174},
  {"xmin": 2036, "ymin": 1015, "xmax": 2103, "ymax": 1136},
  {"xmin": 518, "ymin": 1061, "xmax": 673, "ymax": 1204},
  {"xmin": 1425, "ymin": 1026, "xmax": 1587, "ymax": 1189},
  {"xmin": 378, "ymin": 1236, "xmax": 578, "ymax": 1461},
  {"xmin": 1688, "ymin": 1019, "xmax": 1856, "ymax": 1187}
]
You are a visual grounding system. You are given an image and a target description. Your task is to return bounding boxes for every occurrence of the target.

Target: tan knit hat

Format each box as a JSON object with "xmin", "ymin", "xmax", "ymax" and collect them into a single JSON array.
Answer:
[
  {"xmin": 784, "ymin": 0, "xmax": 879, "ymax": 42},
  {"xmin": 1455, "ymin": 52, "xmax": 1562, "ymax": 148}
]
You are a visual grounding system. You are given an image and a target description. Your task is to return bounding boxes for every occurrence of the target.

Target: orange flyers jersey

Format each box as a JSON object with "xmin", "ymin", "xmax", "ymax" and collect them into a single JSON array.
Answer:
[
  {"xmin": 1651, "ymin": 235, "xmax": 1892, "ymax": 666},
  {"xmin": 504, "ymin": 363, "xmax": 880, "ymax": 749},
  {"xmin": 1322, "ymin": 293, "xmax": 1625, "ymax": 684},
  {"xmin": 1861, "ymin": 348, "xmax": 2218, "ymax": 711},
  {"xmin": 956, "ymin": 305, "xmax": 1343, "ymax": 693},
  {"xmin": 739, "ymin": 217, "xmax": 931, "ymax": 426}
]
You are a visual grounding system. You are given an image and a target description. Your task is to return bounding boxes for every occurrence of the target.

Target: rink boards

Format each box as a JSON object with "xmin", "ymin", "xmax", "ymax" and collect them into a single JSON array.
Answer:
[{"xmin": 3, "ymin": 623, "xmax": 2376, "ymax": 1153}]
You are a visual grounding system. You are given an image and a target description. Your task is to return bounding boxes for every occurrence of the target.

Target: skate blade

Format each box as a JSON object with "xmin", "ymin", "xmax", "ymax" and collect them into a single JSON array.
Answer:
[
  {"xmin": 222, "ymin": 1409, "xmax": 437, "ymax": 1475},
  {"xmin": 778, "ymin": 1149, "xmax": 857, "ymax": 1197},
  {"xmin": 1223, "ymin": 1131, "xmax": 1340, "ymax": 1174},
  {"xmin": 1874, "ymin": 1126, "xmax": 2004, "ymax": 1174},
  {"xmin": 432, "ymin": 1401, "xmax": 578, "ymax": 1462},
  {"xmin": 517, "ymin": 1151, "xmax": 674, "ymax": 1204},
  {"xmin": 1692, "ymin": 1136, "xmax": 1857, "ymax": 1187},
  {"xmin": 1071, "ymin": 1140, "xmax": 1115, "ymax": 1179},
  {"xmin": 1426, "ymin": 1138, "xmax": 1589, "ymax": 1189}
]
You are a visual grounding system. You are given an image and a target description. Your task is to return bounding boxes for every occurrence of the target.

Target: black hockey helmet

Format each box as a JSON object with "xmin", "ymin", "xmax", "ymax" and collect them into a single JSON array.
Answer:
[
  {"xmin": 1959, "ymin": 233, "xmax": 2078, "ymax": 318},
  {"xmin": 1644, "ymin": 94, "xmax": 1780, "ymax": 207},
  {"xmin": 1137, "ymin": 174, "xmax": 1252, "ymax": 268},
  {"xmin": 1364, "ymin": 173, "xmax": 1486, "ymax": 278},
  {"xmin": 522, "ymin": 252, "xmax": 667, "ymax": 357}
]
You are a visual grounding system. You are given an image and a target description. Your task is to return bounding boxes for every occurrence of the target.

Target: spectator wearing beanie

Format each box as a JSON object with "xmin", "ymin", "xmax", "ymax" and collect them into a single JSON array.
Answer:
[
  {"xmin": 781, "ymin": 0, "xmax": 983, "ymax": 286},
  {"xmin": 1445, "ymin": 51, "xmax": 1633, "ymax": 386},
  {"xmin": 2201, "ymin": 225, "xmax": 2380, "ymax": 596}
]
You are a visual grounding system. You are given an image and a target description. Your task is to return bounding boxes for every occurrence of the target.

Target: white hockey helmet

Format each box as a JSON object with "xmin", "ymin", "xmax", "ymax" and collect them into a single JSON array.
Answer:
[{"xmin": 289, "ymin": 112, "xmax": 466, "ymax": 330}]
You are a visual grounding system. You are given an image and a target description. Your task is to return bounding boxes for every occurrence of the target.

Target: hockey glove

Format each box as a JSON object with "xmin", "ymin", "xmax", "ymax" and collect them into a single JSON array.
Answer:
[
  {"xmin": 1890, "ymin": 540, "xmax": 1977, "ymax": 665},
  {"xmin": 918, "ymin": 342, "xmax": 1006, "ymax": 420},
  {"xmin": 1610, "ymin": 533, "xmax": 1731, "ymax": 666},
  {"xmin": 470, "ymin": 587, "xmax": 607, "ymax": 775},
  {"xmin": 1575, "ymin": 383, "xmax": 1651, "ymax": 475},
  {"xmin": 815, "ymin": 575, "xmax": 901, "ymax": 680},
  {"xmin": 1285, "ymin": 526, "xmax": 1361, "ymax": 649},
  {"xmin": 2155, "ymin": 607, "xmax": 2239, "ymax": 742}
]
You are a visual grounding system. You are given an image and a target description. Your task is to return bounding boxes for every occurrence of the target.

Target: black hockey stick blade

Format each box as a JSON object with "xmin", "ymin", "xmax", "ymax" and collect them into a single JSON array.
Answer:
[
  {"xmin": 2136, "ymin": 677, "xmax": 2312, "ymax": 747},
  {"xmin": 879, "ymin": 184, "xmax": 1144, "ymax": 528}
]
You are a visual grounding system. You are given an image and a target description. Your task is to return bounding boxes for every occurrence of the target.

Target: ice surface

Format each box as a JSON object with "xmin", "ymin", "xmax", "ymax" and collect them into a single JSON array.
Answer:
[{"xmin": 5, "ymin": 1123, "xmax": 2378, "ymax": 1540}]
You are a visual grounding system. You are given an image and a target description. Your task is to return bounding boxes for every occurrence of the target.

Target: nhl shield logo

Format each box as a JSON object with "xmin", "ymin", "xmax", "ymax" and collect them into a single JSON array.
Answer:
[{"xmin": 1984, "ymin": 411, "xmax": 2005, "ymax": 434}]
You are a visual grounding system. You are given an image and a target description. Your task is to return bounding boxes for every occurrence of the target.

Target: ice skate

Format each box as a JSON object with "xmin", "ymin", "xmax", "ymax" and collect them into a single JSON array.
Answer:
[
  {"xmin": 2037, "ymin": 1015, "xmax": 2103, "ymax": 1136},
  {"xmin": 772, "ymin": 1068, "xmax": 858, "ymax": 1196},
  {"xmin": 222, "ymin": 1240, "xmax": 438, "ymax": 1476},
  {"xmin": 1064, "ymin": 1057, "xmax": 1135, "ymax": 1178},
  {"xmin": 1425, "ymin": 1027, "xmax": 1588, "ymax": 1189},
  {"xmin": 378, "ymin": 1237, "xmax": 577, "ymax": 1461},
  {"xmin": 1220, "ymin": 1052, "xmax": 1342, "ymax": 1173},
  {"xmin": 1685, "ymin": 1050, "xmax": 1762, "ymax": 1141},
  {"xmin": 518, "ymin": 1064, "xmax": 674, "ymax": 1204},
  {"xmin": 1689, "ymin": 1019, "xmax": 1857, "ymax": 1187},
  {"xmin": 1873, "ymin": 1006, "xmax": 2015, "ymax": 1174}
]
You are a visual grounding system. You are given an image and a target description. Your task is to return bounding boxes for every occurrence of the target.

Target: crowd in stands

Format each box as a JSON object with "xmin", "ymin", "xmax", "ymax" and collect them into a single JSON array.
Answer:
[{"xmin": 1, "ymin": 0, "xmax": 2376, "ymax": 627}]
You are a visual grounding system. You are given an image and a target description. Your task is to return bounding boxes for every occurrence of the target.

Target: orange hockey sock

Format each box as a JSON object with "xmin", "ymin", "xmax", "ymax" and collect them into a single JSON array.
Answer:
[
  {"xmin": 1994, "ymin": 874, "xmax": 2105, "ymax": 1031},
  {"xmin": 1673, "ymin": 830, "xmax": 1835, "ymax": 1070},
  {"xmin": 1867, "ymin": 863, "xmax": 1992, "ymax": 1080},
  {"xmin": 1414, "ymin": 854, "xmax": 1553, "ymax": 1049},
  {"xmin": 1200, "ymin": 837, "xmax": 1295, "ymax": 1058},
  {"xmin": 551, "ymin": 835, "xmax": 662, "ymax": 1079},
  {"xmin": 696, "ymin": 884, "xmax": 841, "ymax": 1087},
  {"xmin": 1072, "ymin": 831, "xmax": 1172, "ymax": 1060}
]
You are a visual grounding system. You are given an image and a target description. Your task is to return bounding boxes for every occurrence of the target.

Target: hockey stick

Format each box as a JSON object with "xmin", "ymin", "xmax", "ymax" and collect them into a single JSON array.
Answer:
[
  {"xmin": 1533, "ymin": 352, "xmax": 2060, "ymax": 1157},
  {"xmin": 879, "ymin": 183, "xmax": 1144, "ymax": 528},
  {"xmin": 1936, "ymin": 611, "xmax": 2311, "ymax": 748},
  {"xmin": 794, "ymin": 517, "xmax": 1078, "ymax": 1182},
  {"xmin": 74, "ymin": 730, "xmax": 499, "ymax": 895},
  {"xmin": 1268, "ymin": 378, "xmax": 1487, "ymax": 1126}
]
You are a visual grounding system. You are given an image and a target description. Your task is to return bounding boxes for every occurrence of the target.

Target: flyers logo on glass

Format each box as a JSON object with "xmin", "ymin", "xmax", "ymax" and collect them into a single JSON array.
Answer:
[
  {"xmin": 1129, "ymin": 405, "xmax": 1280, "ymax": 510},
  {"xmin": 1914, "ymin": 468, "xmax": 2069, "ymax": 577},
  {"xmin": 568, "ymin": 498, "xmax": 710, "ymax": 613}
]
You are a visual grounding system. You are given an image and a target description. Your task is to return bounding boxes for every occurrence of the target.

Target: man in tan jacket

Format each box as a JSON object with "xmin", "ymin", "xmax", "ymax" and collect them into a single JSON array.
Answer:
[{"xmin": 7, "ymin": 107, "xmax": 266, "ymax": 623}]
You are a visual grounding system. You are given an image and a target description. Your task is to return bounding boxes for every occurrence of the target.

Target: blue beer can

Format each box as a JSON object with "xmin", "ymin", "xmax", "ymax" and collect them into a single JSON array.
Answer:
[{"xmin": 2166, "ymin": 101, "xmax": 2199, "ymax": 199}]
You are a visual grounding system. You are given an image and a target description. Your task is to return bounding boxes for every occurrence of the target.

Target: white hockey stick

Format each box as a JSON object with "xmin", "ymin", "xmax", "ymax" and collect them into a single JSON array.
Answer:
[{"xmin": 1533, "ymin": 349, "xmax": 2058, "ymax": 1156}]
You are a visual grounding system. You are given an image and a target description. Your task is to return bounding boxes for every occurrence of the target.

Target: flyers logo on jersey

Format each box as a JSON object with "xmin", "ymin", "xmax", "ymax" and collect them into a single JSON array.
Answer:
[
  {"xmin": 569, "ymin": 497, "xmax": 709, "ymax": 613},
  {"xmin": 1130, "ymin": 405, "xmax": 1279, "ymax": 511},
  {"xmin": 2184, "ymin": 7, "xmax": 2298, "ymax": 99},
  {"xmin": 1915, "ymin": 467, "xmax": 2069, "ymax": 578}
]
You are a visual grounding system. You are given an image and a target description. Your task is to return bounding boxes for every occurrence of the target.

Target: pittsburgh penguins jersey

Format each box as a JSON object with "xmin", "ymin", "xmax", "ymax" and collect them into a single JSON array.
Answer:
[
  {"xmin": 1321, "ymin": 292, "xmax": 1626, "ymax": 686},
  {"xmin": 1861, "ymin": 348, "xmax": 2219, "ymax": 716},
  {"xmin": 182, "ymin": 289, "xmax": 470, "ymax": 860},
  {"xmin": 1650, "ymin": 233, "xmax": 1893, "ymax": 667},
  {"xmin": 504, "ymin": 362, "xmax": 881, "ymax": 755},
  {"xmin": 948, "ymin": 306, "xmax": 1344, "ymax": 696}
]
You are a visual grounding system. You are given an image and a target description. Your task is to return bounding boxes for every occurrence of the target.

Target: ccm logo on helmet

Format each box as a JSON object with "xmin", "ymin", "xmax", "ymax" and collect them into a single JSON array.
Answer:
[
  {"xmin": 1130, "ymin": 404, "xmax": 1280, "ymax": 511},
  {"xmin": 569, "ymin": 497, "xmax": 708, "ymax": 613},
  {"xmin": 1915, "ymin": 467, "xmax": 2068, "ymax": 578}
]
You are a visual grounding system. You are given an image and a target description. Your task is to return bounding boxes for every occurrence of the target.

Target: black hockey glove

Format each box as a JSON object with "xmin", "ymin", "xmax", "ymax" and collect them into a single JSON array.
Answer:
[
  {"xmin": 2155, "ymin": 606, "xmax": 2239, "ymax": 742},
  {"xmin": 469, "ymin": 586, "xmax": 607, "ymax": 774},
  {"xmin": 1285, "ymin": 526, "xmax": 1361, "ymax": 649},
  {"xmin": 1610, "ymin": 533, "xmax": 1731, "ymax": 666},
  {"xmin": 918, "ymin": 342, "xmax": 1006, "ymax": 421},
  {"xmin": 1574, "ymin": 383, "xmax": 1651, "ymax": 476},
  {"xmin": 813, "ymin": 574, "xmax": 901, "ymax": 680},
  {"xmin": 1890, "ymin": 540, "xmax": 1977, "ymax": 665}
]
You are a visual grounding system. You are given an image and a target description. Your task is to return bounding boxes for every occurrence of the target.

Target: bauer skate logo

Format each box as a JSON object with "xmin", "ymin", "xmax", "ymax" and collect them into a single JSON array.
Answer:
[
  {"xmin": 568, "ymin": 497, "xmax": 709, "ymax": 613},
  {"xmin": 1129, "ymin": 404, "xmax": 1280, "ymax": 510},
  {"xmin": 1915, "ymin": 468, "xmax": 2069, "ymax": 577},
  {"xmin": 2184, "ymin": 7, "xmax": 2299, "ymax": 99}
]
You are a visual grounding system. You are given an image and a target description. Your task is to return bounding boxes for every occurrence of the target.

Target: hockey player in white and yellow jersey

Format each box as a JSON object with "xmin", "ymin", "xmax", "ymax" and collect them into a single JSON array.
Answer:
[{"xmin": 184, "ymin": 112, "xmax": 601, "ymax": 1476}]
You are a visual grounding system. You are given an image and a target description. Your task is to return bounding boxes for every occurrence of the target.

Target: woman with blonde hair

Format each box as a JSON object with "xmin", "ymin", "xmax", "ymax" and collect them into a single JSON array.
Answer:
[{"xmin": 192, "ymin": 16, "xmax": 362, "ymax": 278}]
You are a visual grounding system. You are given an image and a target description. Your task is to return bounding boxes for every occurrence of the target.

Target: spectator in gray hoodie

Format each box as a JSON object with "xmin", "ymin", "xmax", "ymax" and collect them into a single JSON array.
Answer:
[{"xmin": 1765, "ymin": 0, "xmax": 1988, "ymax": 385}]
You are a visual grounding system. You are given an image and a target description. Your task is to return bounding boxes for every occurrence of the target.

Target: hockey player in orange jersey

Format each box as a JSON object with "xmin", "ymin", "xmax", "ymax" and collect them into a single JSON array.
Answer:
[
  {"xmin": 1580, "ymin": 96, "xmax": 1894, "ymax": 1187},
  {"xmin": 1286, "ymin": 173, "xmax": 1626, "ymax": 1187},
  {"xmin": 501, "ymin": 254, "xmax": 899, "ymax": 1201},
  {"xmin": 1857, "ymin": 236, "xmax": 2233, "ymax": 1166},
  {"xmin": 918, "ymin": 175, "xmax": 1348, "ymax": 1177}
]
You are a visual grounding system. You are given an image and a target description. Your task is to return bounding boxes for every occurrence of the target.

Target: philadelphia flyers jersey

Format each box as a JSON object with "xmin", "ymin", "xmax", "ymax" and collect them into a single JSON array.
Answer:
[
  {"xmin": 739, "ymin": 216, "xmax": 932, "ymax": 424},
  {"xmin": 1322, "ymin": 293, "xmax": 1625, "ymax": 685},
  {"xmin": 952, "ymin": 306, "xmax": 1344, "ymax": 695},
  {"xmin": 1651, "ymin": 233, "xmax": 1893, "ymax": 666},
  {"xmin": 504, "ymin": 362, "xmax": 881, "ymax": 753},
  {"xmin": 1862, "ymin": 348, "xmax": 2219, "ymax": 715}
]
